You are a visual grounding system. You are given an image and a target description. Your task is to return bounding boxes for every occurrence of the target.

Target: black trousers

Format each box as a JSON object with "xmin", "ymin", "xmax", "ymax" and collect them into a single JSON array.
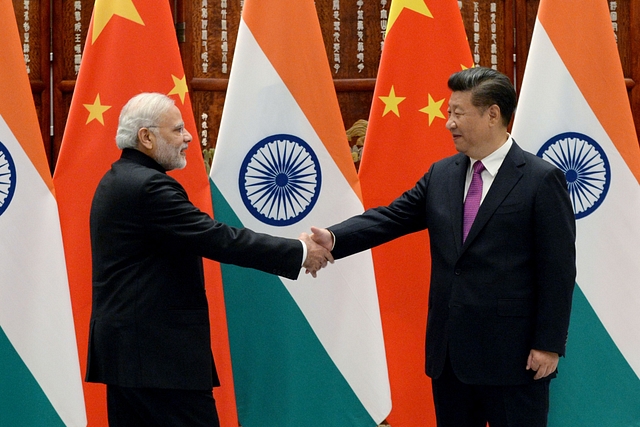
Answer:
[
  {"xmin": 106, "ymin": 385, "xmax": 220, "ymax": 427},
  {"xmin": 431, "ymin": 357, "xmax": 550, "ymax": 427}
]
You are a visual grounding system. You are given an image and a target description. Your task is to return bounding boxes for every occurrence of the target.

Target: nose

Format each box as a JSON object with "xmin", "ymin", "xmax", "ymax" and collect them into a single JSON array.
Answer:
[
  {"xmin": 446, "ymin": 117, "xmax": 456, "ymax": 130},
  {"xmin": 183, "ymin": 127, "xmax": 193, "ymax": 142}
]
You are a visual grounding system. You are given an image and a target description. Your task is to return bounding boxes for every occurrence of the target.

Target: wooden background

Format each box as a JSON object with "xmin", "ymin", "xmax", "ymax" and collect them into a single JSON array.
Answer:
[{"xmin": 13, "ymin": 0, "xmax": 640, "ymax": 173}]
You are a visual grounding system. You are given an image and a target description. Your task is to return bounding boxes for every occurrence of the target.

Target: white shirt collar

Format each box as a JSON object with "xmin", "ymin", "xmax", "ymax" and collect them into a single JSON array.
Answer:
[{"xmin": 468, "ymin": 134, "xmax": 513, "ymax": 177}]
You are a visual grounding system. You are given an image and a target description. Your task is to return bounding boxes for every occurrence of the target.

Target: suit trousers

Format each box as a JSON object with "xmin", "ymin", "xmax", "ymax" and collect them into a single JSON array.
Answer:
[
  {"xmin": 106, "ymin": 385, "xmax": 220, "ymax": 427},
  {"xmin": 431, "ymin": 356, "xmax": 550, "ymax": 427}
]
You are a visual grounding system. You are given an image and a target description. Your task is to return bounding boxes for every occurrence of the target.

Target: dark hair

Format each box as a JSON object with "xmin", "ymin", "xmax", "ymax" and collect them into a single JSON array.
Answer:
[{"xmin": 447, "ymin": 67, "xmax": 516, "ymax": 126}]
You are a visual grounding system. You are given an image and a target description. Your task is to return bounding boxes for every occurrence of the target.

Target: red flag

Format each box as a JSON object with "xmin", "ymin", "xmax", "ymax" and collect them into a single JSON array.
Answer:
[
  {"xmin": 52, "ymin": 1, "xmax": 237, "ymax": 426},
  {"xmin": 358, "ymin": 1, "xmax": 472, "ymax": 425}
]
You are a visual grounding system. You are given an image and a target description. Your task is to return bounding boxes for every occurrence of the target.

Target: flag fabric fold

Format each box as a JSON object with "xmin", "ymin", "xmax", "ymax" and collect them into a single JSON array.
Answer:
[
  {"xmin": 209, "ymin": 0, "xmax": 391, "ymax": 425},
  {"xmin": 52, "ymin": 1, "xmax": 237, "ymax": 425},
  {"xmin": 512, "ymin": 1, "xmax": 640, "ymax": 425},
  {"xmin": 0, "ymin": 1, "xmax": 86, "ymax": 425},
  {"xmin": 357, "ymin": 1, "xmax": 472, "ymax": 425}
]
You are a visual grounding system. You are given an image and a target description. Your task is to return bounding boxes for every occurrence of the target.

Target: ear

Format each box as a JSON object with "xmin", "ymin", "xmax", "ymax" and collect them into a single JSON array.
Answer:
[
  {"xmin": 487, "ymin": 104, "xmax": 501, "ymax": 126},
  {"xmin": 137, "ymin": 127, "xmax": 154, "ymax": 151}
]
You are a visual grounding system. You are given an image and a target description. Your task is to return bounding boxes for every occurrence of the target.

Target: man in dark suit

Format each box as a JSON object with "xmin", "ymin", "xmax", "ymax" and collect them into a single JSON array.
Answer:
[
  {"xmin": 88, "ymin": 92, "xmax": 332, "ymax": 426},
  {"xmin": 311, "ymin": 67, "xmax": 576, "ymax": 427}
]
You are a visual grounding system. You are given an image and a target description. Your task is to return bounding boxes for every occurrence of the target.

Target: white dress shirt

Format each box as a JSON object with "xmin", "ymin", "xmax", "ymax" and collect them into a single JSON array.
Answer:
[{"xmin": 464, "ymin": 135, "xmax": 513, "ymax": 204}]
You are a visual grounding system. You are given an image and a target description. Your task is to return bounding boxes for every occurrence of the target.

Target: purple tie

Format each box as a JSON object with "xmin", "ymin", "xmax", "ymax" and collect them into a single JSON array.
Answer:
[{"xmin": 463, "ymin": 161, "xmax": 485, "ymax": 242}]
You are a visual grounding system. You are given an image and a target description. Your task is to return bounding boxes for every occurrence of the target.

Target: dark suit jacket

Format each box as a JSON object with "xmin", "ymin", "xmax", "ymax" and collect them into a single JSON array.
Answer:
[
  {"xmin": 87, "ymin": 148, "xmax": 303, "ymax": 390},
  {"xmin": 330, "ymin": 142, "xmax": 576, "ymax": 386}
]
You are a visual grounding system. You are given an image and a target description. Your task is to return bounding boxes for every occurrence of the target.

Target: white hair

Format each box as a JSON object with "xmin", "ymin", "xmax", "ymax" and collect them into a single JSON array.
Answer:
[{"xmin": 115, "ymin": 93, "xmax": 176, "ymax": 150}]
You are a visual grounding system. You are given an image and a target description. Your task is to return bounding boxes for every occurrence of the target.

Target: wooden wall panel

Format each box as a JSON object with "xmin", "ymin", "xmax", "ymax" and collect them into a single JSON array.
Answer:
[
  {"xmin": 315, "ymin": 1, "xmax": 382, "ymax": 141},
  {"xmin": 16, "ymin": 0, "xmax": 639, "ymax": 170},
  {"xmin": 610, "ymin": 0, "xmax": 636, "ymax": 133},
  {"xmin": 611, "ymin": 0, "xmax": 632, "ymax": 76},
  {"xmin": 460, "ymin": 0, "xmax": 515, "ymax": 80},
  {"xmin": 514, "ymin": 0, "xmax": 538, "ymax": 90},
  {"xmin": 12, "ymin": 0, "xmax": 50, "ymax": 167},
  {"xmin": 515, "ymin": 0, "xmax": 639, "ymax": 142},
  {"xmin": 182, "ymin": 0, "xmax": 526, "ymax": 158},
  {"xmin": 632, "ymin": 0, "xmax": 640, "ymax": 137},
  {"xmin": 51, "ymin": 0, "xmax": 94, "ymax": 169},
  {"xmin": 182, "ymin": 1, "xmax": 385, "ymax": 157},
  {"xmin": 182, "ymin": 0, "xmax": 640, "ymax": 162},
  {"xmin": 182, "ymin": 0, "xmax": 242, "ymax": 160}
]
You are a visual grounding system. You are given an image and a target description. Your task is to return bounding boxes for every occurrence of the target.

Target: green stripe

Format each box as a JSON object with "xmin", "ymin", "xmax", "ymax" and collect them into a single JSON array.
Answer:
[
  {"xmin": 210, "ymin": 180, "xmax": 376, "ymax": 426},
  {"xmin": 0, "ymin": 326, "xmax": 65, "ymax": 426},
  {"xmin": 549, "ymin": 285, "xmax": 640, "ymax": 426}
]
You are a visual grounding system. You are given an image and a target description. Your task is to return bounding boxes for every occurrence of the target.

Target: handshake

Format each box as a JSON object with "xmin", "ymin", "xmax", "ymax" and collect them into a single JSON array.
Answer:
[{"xmin": 298, "ymin": 226, "xmax": 334, "ymax": 278}]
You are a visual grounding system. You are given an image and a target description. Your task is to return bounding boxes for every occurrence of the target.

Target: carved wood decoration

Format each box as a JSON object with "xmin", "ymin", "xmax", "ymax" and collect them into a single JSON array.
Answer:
[{"xmin": 13, "ymin": 0, "xmax": 640, "ymax": 172}]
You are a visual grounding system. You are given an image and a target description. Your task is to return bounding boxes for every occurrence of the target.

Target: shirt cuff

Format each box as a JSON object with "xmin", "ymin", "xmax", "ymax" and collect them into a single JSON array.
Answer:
[{"xmin": 300, "ymin": 240, "xmax": 307, "ymax": 267}]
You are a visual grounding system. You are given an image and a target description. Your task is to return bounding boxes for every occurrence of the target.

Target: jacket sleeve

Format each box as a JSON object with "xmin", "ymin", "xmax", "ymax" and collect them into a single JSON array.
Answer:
[
  {"xmin": 532, "ymin": 166, "xmax": 576, "ymax": 356},
  {"xmin": 329, "ymin": 171, "xmax": 431, "ymax": 260},
  {"xmin": 142, "ymin": 173, "xmax": 303, "ymax": 280}
]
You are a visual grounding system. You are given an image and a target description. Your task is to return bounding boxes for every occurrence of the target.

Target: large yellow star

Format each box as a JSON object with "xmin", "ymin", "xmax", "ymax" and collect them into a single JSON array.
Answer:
[
  {"xmin": 379, "ymin": 86, "xmax": 406, "ymax": 117},
  {"xmin": 92, "ymin": 0, "xmax": 144, "ymax": 43},
  {"xmin": 84, "ymin": 94, "xmax": 112, "ymax": 125},
  {"xmin": 419, "ymin": 94, "xmax": 446, "ymax": 125},
  {"xmin": 387, "ymin": 0, "xmax": 433, "ymax": 35},
  {"xmin": 168, "ymin": 75, "xmax": 189, "ymax": 104}
]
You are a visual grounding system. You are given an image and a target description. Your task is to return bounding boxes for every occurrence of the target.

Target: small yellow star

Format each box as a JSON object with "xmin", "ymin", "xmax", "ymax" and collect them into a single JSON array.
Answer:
[
  {"xmin": 387, "ymin": 0, "xmax": 433, "ymax": 35},
  {"xmin": 92, "ymin": 0, "xmax": 144, "ymax": 43},
  {"xmin": 379, "ymin": 86, "xmax": 406, "ymax": 117},
  {"xmin": 419, "ymin": 94, "xmax": 446, "ymax": 125},
  {"xmin": 168, "ymin": 75, "xmax": 189, "ymax": 104},
  {"xmin": 84, "ymin": 94, "xmax": 112, "ymax": 125}
]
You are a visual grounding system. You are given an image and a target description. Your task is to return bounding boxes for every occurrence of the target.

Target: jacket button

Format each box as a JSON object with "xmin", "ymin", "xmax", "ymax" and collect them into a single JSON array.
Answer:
[{"xmin": 454, "ymin": 269, "xmax": 461, "ymax": 276}]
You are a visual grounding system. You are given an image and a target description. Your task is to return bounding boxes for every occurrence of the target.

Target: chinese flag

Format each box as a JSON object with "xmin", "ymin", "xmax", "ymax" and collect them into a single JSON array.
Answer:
[
  {"xmin": 52, "ymin": 1, "xmax": 237, "ymax": 426},
  {"xmin": 358, "ymin": 1, "xmax": 472, "ymax": 425}
]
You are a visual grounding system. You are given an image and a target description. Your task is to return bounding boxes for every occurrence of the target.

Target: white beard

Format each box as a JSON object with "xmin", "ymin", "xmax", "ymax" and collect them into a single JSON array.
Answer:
[{"xmin": 154, "ymin": 135, "xmax": 187, "ymax": 170}]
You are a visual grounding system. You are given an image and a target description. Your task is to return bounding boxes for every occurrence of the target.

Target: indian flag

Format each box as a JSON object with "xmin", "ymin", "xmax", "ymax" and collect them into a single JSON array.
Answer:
[
  {"xmin": 511, "ymin": 0, "xmax": 640, "ymax": 424},
  {"xmin": 209, "ymin": 0, "xmax": 391, "ymax": 425},
  {"xmin": 0, "ymin": 1, "xmax": 86, "ymax": 425}
]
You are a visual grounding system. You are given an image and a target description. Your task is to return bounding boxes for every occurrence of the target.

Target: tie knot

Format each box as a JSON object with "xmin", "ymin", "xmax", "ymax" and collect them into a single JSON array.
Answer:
[{"xmin": 473, "ymin": 161, "xmax": 485, "ymax": 174}]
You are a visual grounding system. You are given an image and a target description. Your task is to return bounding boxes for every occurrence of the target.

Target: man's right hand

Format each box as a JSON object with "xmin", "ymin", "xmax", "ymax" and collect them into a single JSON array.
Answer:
[
  {"xmin": 299, "ymin": 232, "xmax": 333, "ymax": 278},
  {"xmin": 310, "ymin": 226, "xmax": 334, "ymax": 251}
]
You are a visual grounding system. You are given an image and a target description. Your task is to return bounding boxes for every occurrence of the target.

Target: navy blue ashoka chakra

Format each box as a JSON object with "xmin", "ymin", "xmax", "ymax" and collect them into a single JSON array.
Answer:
[
  {"xmin": 239, "ymin": 134, "xmax": 321, "ymax": 226},
  {"xmin": 537, "ymin": 132, "xmax": 610, "ymax": 219},
  {"xmin": 0, "ymin": 140, "xmax": 17, "ymax": 217}
]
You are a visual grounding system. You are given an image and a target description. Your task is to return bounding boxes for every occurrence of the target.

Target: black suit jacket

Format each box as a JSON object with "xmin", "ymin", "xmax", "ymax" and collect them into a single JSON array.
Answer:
[
  {"xmin": 330, "ymin": 142, "xmax": 576, "ymax": 386},
  {"xmin": 87, "ymin": 148, "xmax": 303, "ymax": 390}
]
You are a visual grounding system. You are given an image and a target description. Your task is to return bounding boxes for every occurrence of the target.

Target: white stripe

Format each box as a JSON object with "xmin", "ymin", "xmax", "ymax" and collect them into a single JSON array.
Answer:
[
  {"xmin": 512, "ymin": 21, "xmax": 640, "ymax": 380},
  {"xmin": 0, "ymin": 115, "xmax": 86, "ymax": 426},
  {"xmin": 211, "ymin": 19, "xmax": 391, "ymax": 421}
]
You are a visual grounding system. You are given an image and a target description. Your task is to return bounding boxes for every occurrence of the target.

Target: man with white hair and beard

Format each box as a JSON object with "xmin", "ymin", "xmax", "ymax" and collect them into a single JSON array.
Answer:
[{"xmin": 88, "ymin": 92, "xmax": 332, "ymax": 426}]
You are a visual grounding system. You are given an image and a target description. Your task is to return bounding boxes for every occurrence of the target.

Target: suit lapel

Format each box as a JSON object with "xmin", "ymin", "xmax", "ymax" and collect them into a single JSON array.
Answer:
[
  {"xmin": 462, "ymin": 143, "xmax": 526, "ymax": 250},
  {"xmin": 449, "ymin": 154, "xmax": 469, "ymax": 256}
]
